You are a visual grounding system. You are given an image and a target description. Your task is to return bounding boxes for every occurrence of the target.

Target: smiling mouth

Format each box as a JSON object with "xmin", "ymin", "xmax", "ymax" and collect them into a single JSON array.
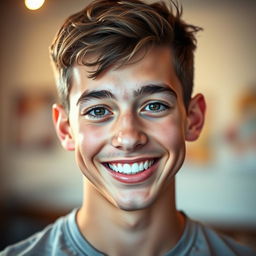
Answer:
[
  {"xmin": 102, "ymin": 158, "xmax": 159, "ymax": 184},
  {"xmin": 106, "ymin": 159, "xmax": 156, "ymax": 175}
]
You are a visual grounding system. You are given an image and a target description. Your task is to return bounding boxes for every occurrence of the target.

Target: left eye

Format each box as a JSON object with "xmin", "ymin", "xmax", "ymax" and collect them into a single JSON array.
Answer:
[{"xmin": 143, "ymin": 102, "xmax": 169, "ymax": 112}]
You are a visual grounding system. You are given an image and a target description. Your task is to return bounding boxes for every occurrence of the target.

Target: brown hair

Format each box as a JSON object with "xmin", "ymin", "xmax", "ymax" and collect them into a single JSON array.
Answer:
[{"xmin": 50, "ymin": 0, "xmax": 202, "ymax": 110}]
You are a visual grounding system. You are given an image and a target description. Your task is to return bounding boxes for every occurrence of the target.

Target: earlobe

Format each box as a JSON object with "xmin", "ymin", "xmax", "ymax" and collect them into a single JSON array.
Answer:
[
  {"xmin": 52, "ymin": 104, "xmax": 75, "ymax": 151},
  {"xmin": 185, "ymin": 93, "xmax": 206, "ymax": 141}
]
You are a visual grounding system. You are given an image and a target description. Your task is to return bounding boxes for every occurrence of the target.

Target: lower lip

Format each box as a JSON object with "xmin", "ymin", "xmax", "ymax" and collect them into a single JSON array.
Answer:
[{"xmin": 105, "ymin": 161, "xmax": 159, "ymax": 184}]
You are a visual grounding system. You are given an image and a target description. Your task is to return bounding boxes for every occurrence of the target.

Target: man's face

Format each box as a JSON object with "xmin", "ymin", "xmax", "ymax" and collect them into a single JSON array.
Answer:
[{"xmin": 58, "ymin": 46, "xmax": 193, "ymax": 211}]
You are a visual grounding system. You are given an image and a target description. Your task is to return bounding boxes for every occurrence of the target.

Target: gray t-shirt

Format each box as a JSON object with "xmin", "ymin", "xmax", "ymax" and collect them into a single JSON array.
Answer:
[{"xmin": 1, "ymin": 209, "xmax": 255, "ymax": 256}]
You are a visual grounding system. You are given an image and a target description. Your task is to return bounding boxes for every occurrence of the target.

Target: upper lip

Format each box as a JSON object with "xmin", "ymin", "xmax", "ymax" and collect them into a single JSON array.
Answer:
[{"xmin": 102, "ymin": 157, "xmax": 160, "ymax": 164}]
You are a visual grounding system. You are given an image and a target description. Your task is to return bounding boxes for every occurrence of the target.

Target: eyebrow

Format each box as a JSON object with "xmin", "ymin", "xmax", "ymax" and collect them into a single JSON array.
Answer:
[
  {"xmin": 76, "ymin": 84, "xmax": 176, "ymax": 106},
  {"xmin": 76, "ymin": 90, "xmax": 116, "ymax": 105},
  {"xmin": 134, "ymin": 84, "xmax": 177, "ymax": 98}
]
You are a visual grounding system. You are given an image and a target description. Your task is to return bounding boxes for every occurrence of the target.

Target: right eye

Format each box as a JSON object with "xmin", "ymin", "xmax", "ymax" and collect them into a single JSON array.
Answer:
[{"xmin": 83, "ymin": 106, "xmax": 112, "ymax": 120}]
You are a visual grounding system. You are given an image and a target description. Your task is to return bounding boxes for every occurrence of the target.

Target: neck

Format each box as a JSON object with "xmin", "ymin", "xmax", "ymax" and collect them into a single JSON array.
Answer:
[{"xmin": 77, "ymin": 179, "xmax": 185, "ymax": 256}]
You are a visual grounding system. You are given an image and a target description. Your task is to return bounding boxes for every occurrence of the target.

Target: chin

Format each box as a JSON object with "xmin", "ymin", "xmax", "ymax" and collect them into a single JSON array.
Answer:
[
  {"xmin": 113, "ymin": 193, "xmax": 158, "ymax": 212},
  {"xmin": 116, "ymin": 202, "xmax": 154, "ymax": 212}
]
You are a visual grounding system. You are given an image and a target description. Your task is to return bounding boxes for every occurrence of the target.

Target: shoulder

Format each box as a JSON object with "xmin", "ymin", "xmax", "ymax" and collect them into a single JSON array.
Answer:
[
  {"xmin": 168, "ymin": 215, "xmax": 256, "ymax": 256},
  {"xmin": 191, "ymin": 219, "xmax": 256, "ymax": 256},
  {"xmin": 0, "ymin": 210, "xmax": 77, "ymax": 256}
]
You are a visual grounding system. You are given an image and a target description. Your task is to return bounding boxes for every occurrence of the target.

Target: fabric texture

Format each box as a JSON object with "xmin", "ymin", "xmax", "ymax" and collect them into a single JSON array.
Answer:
[{"xmin": 1, "ymin": 209, "xmax": 255, "ymax": 256}]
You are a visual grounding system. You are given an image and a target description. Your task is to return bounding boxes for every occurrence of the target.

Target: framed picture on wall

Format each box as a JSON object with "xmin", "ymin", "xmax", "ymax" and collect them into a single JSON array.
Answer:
[{"xmin": 11, "ymin": 89, "xmax": 57, "ymax": 151}]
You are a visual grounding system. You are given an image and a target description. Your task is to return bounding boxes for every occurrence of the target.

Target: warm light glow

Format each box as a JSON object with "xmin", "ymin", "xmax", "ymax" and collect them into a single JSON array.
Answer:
[{"xmin": 25, "ymin": 0, "xmax": 45, "ymax": 10}]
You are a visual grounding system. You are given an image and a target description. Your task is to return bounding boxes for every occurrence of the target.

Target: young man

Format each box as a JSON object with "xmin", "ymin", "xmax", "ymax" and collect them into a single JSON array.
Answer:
[{"xmin": 1, "ymin": 0, "xmax": 255, "ymax": 255}]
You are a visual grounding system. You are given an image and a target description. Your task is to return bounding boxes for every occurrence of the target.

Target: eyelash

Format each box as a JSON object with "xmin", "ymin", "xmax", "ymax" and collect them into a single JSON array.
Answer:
[
  {"xmin": 83, "ymin": 106, "xmax": 112, "ymax": 120},
  {"xmin": 142, "ymin": 101, "xmax": 170, "ymax": 113},
  {"xmin": 82, "ymin": 101, "xmax": 170, "ymax": 121}
]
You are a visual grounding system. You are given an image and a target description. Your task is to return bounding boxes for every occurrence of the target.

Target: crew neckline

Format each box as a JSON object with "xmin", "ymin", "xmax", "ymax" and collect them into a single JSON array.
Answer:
[{"xmin": 63, "ymin": 209, "xmax": 197, "ymax": 256}]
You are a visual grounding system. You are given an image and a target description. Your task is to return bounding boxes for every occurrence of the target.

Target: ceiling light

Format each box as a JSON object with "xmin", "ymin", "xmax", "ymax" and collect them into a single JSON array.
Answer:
[{"xmin": 25, "ymin": 0, "xmax": 45, "ymax": 10}]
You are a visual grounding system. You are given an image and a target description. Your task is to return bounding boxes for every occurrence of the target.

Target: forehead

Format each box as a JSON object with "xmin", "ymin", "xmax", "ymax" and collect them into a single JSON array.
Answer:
[{"xmin": 70, "ymin": 46, "xmax": 183, "ymax": 99}]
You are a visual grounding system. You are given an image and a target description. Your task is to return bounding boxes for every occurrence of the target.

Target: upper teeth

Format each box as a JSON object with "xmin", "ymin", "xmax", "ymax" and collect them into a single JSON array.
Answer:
[{"xmin": 108, "ymin": 160, "xmax": 154, "ymax": 174}]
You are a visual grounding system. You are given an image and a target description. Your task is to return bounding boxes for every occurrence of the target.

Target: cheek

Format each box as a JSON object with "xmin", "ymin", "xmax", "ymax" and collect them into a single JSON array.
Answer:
[
  {"xmin": 76, "ymin": 124, "xmax": 109, "ymax": 159},
  {"xmin": 74, "ymin": 124, "xmax": 110, "ymax": 184},
  {"xmin": 149, "ymin": 116, "xmax": 186, "ymax": 149}
]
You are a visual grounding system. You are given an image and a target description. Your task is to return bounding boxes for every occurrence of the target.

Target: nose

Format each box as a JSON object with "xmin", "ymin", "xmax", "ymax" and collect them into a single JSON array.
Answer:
[{"xmin": 111, "ymin": 113, "xmax": 148, "ymax": 151}]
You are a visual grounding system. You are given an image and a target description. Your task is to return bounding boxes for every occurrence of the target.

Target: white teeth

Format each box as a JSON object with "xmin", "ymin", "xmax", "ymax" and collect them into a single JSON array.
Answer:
[
  {"xmin": 117, "ymin": 163, "xmax": 122, "ymax": 173},
  {"xmin": 144, "ymin": 161, "xmax": 149, "ymax": 169},
  {"xmin": 107, "ymin": 160, "xmax": 155, "ymax": 174},
  {"xmin": 123, "ymin": 164, "xmax": 132, "ymax": 174},
  {"xmin": 139, "ymin": 162, "xmax": 144, "ymax": 171},
  {"xmin": 131, "ymin": 163, "xmax": 139, "ymax": 174}
]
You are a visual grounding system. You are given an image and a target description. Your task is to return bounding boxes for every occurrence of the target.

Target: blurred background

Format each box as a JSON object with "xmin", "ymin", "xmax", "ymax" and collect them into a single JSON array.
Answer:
[{"xmin": 0, "ymin": 0, "xmax": 256, "ymax": 250}]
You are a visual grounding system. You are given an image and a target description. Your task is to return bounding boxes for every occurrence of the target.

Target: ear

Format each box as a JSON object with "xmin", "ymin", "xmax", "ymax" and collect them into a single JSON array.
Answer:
[
  {"xmin": 185, "ymin": 93, "xmax": 206, "ymax": 141},
  {"xmin": 52, "ymin": 104, "xmax": 75, "ymax": 151}
]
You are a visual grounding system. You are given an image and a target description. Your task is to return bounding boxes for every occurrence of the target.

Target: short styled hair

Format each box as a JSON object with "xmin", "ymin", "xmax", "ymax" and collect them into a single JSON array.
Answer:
[{"xmin": 50, "ymin": 0, "xmax": 202, "ymax": 110}]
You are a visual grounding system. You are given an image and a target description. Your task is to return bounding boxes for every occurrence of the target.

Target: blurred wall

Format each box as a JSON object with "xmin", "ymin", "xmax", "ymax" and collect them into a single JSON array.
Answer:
[{"xmin": 0, "ymin": 0, "xmax": 256, "ymax": 228}]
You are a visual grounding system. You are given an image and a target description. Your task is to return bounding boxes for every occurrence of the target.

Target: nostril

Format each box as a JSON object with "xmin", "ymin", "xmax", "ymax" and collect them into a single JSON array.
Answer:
[{"xmin": 111, "ymin": 130, "xmax": 148, "ymax": 151}]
